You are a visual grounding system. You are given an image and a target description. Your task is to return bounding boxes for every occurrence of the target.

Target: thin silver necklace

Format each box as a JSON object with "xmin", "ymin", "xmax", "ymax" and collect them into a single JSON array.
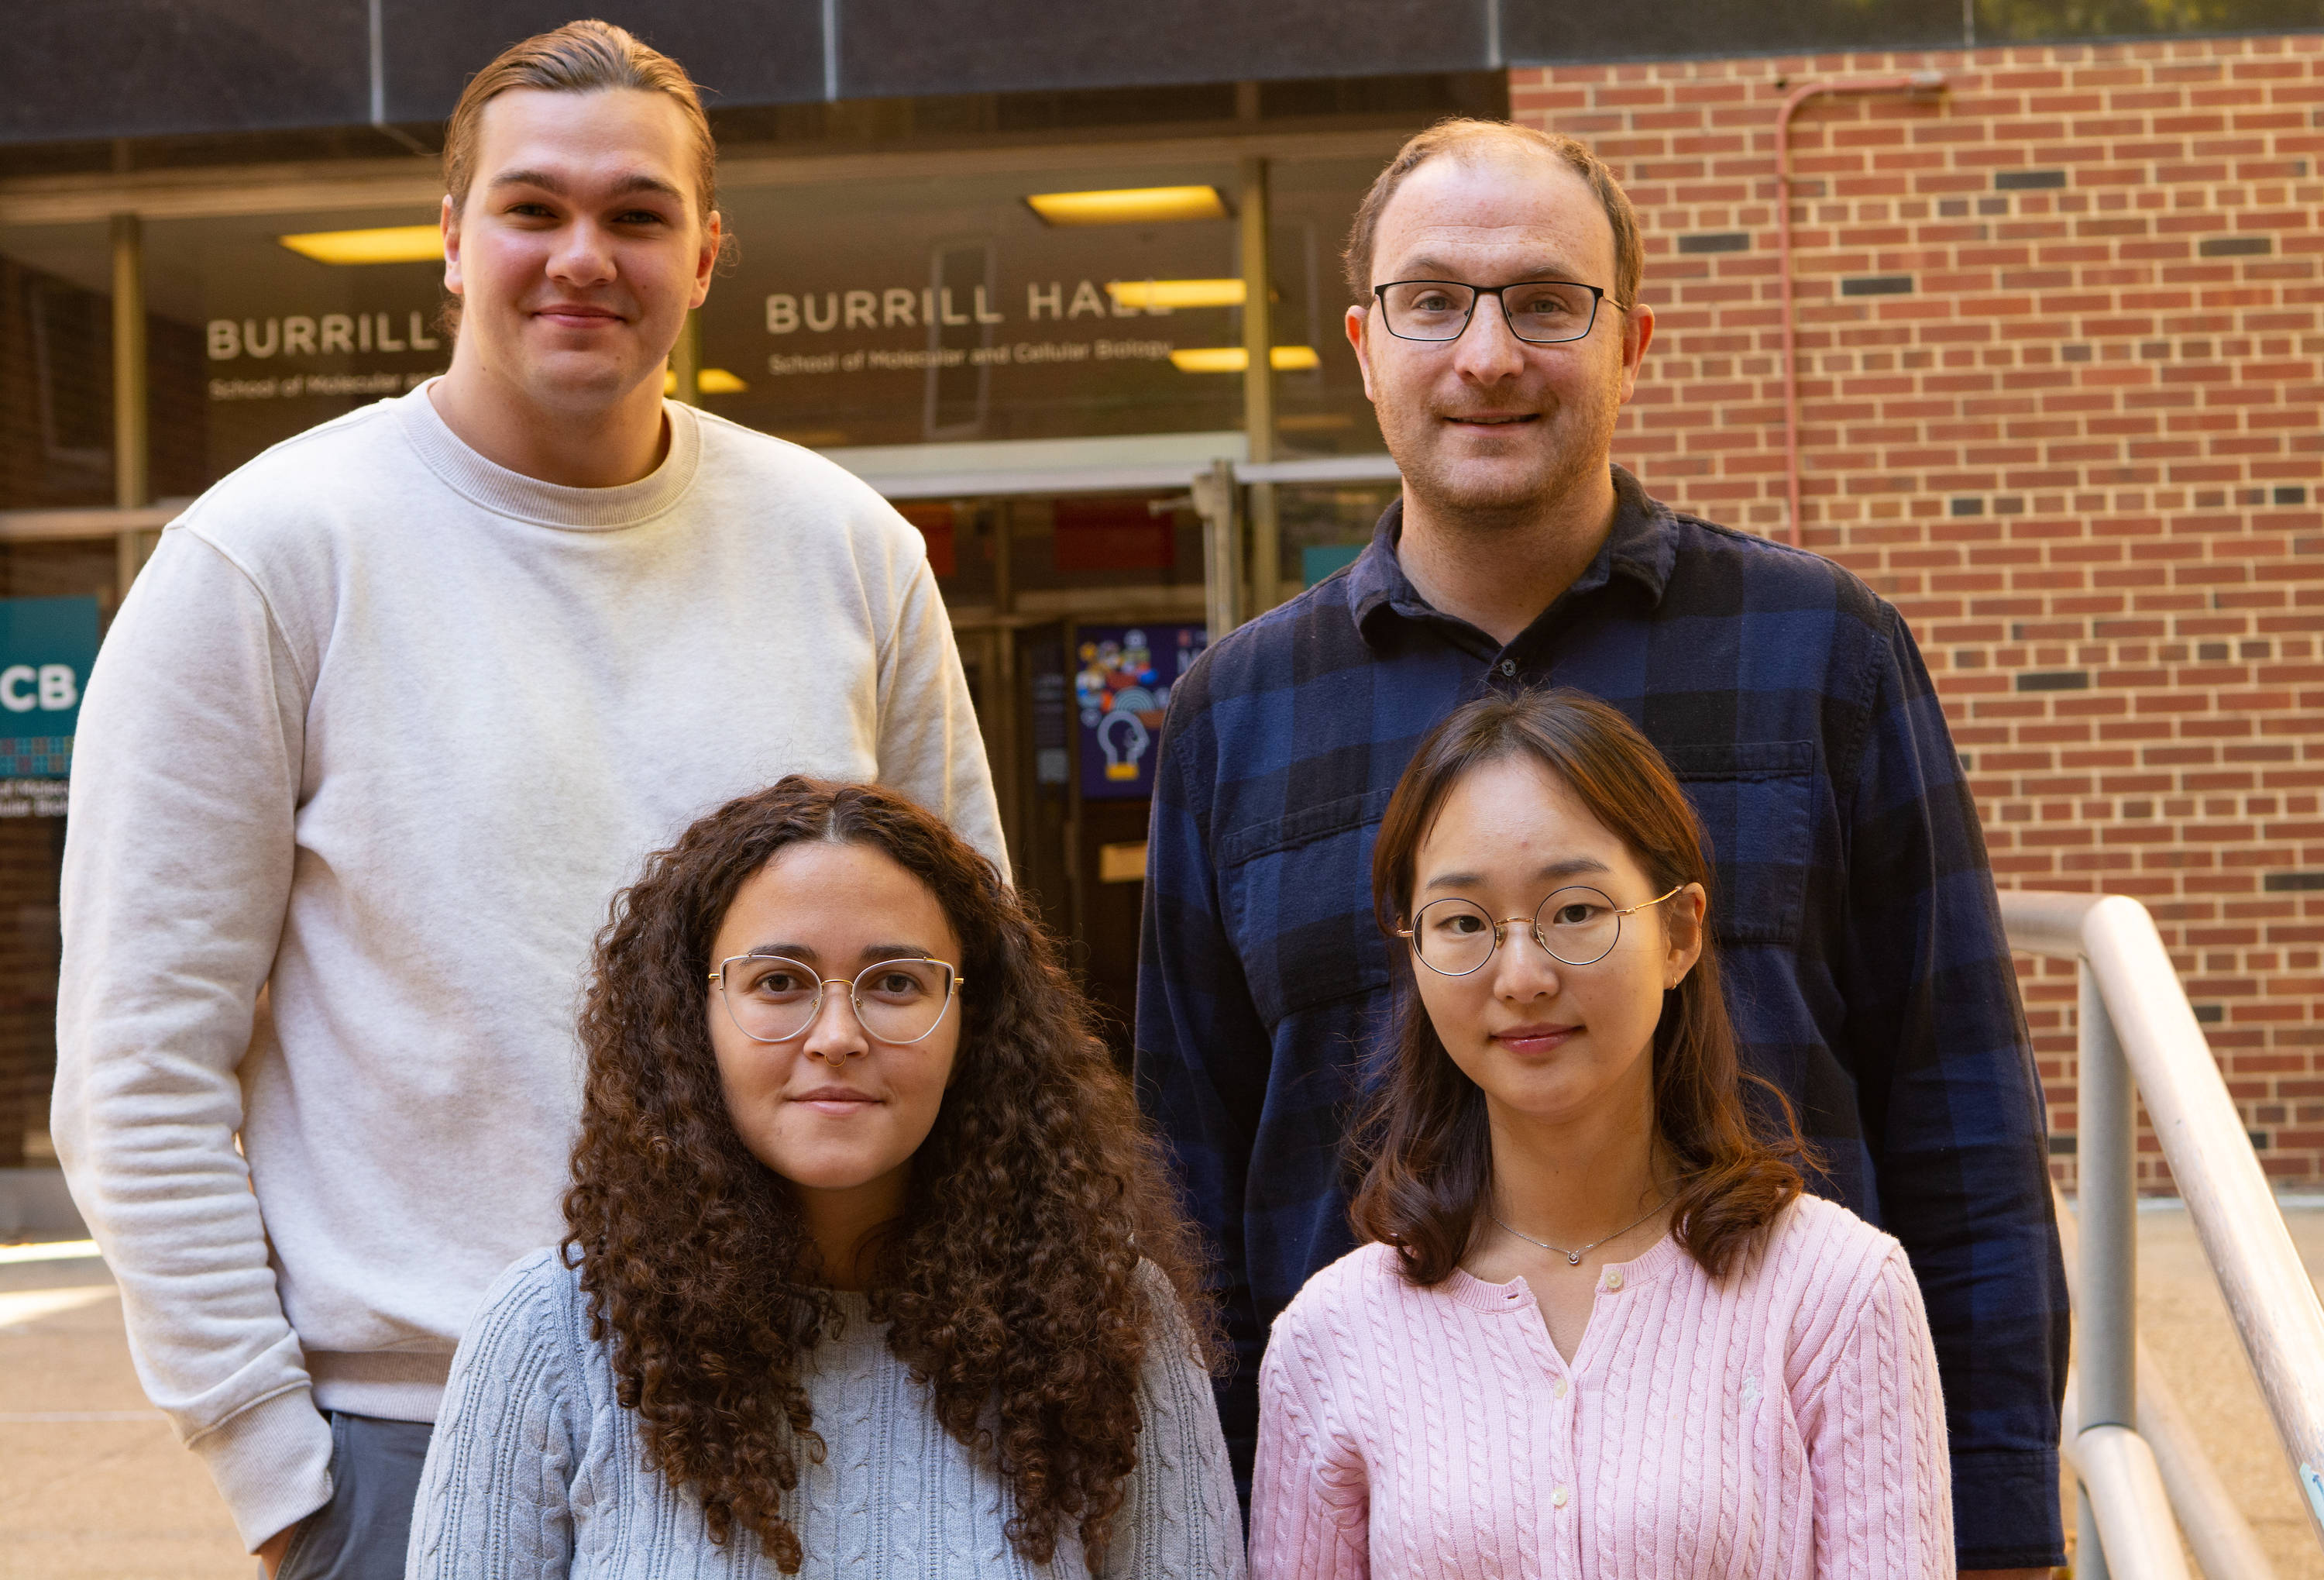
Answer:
[{"xmin": 1489, "ymin": 1196, "xmax": 1670, "ymax": 1267}]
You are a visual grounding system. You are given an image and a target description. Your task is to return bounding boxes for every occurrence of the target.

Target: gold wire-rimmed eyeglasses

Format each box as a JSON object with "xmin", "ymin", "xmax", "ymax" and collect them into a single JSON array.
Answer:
[
  {"xmin": 1394, "ymin": 883, "xmax": 1683, "ymax": 976},
  {"xmin": 708, "ymin": 953, "xmax": 967, "ymax": 1045}
]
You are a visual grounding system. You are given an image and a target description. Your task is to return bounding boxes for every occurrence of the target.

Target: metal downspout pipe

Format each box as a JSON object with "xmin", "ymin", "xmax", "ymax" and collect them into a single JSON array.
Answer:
[{"xmin": 1775, "ymin": 73, "xmax": 1944, "ymax": 549}]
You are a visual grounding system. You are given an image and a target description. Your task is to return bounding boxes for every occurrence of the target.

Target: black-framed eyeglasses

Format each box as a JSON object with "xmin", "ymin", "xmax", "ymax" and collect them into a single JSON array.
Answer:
[
  {"xmin": 1394, "ymin": 883, "xmax": 1682, "ymax": 976},
  {"xmin": 1371, "ymin": 279, "xmax": 1624, "ymax": 345},
  {"xmin": 709, "ymin": 953, "xmax": 966, "ymax": 1045}
]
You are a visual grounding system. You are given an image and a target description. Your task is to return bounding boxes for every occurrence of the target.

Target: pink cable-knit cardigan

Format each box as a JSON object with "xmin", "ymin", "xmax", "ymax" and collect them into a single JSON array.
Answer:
[{"xmin": 1250, "ymin": 1195, "xmax": 1951, "ymax": 1579}]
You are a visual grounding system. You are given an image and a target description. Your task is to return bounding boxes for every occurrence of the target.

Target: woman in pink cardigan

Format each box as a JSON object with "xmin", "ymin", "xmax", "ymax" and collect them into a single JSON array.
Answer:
[{"xmin": 1250, "ymin": 689, "xmax": 1951, "ymax": 1578}]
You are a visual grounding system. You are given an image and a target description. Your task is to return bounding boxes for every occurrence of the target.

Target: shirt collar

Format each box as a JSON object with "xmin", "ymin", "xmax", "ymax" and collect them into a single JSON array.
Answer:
[{"xmin": 1349, "ymin": 464, "xmax": 1679, "ymax": 654}]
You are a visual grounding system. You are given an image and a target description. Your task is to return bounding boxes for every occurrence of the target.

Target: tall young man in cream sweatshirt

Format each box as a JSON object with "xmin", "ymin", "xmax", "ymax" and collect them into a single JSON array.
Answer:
[{"xmin": 52, "ymin": 24, "xmax": 1002, "ymax": 1578}]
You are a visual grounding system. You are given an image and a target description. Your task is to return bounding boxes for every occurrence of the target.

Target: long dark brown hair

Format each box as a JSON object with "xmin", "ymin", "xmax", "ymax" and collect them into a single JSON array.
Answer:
[
  {"xmin": 1354, "ymin": 689, "xmax": 1807, "ymax": 1283},
  {"xmin": 562, "ymin": 777, "xmax": 1215, "ymax": 1573}
]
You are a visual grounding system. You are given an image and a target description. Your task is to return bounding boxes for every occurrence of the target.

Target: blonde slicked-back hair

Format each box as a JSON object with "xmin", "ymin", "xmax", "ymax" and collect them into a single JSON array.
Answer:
[
  {"xmin": 442, "ymin": 19, "xmax": 720, "ymax": 225},
  {"xmin": 1342, "ymin": 119, "xmax": 1643, "ymax": 312}
]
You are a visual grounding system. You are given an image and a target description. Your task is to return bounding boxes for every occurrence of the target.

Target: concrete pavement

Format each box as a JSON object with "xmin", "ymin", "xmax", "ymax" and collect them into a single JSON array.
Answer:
[
  {"xmin": 0, "ymin": 1246, "xmax": 246, "ymax": 1578},
  {"xmin": 2105, "ymin": 1203, "xmax": 2324, "ymax": 1580}
]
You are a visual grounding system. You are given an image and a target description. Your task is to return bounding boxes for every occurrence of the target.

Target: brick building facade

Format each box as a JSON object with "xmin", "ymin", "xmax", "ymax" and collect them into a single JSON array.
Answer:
[
  {"xmin": 1511, "ymin": 33, "xmax": 2324, "ymax": 1189},
  {"xmin": 3, "ymin": 22, "xmax": 2315, "ymax": 1193}
]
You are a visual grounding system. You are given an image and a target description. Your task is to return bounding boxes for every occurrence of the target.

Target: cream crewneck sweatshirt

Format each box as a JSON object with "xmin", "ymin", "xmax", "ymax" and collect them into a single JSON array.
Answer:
[{"xmin": 51, "ymin": 384, "xmax": 1002, "ymax": 1550}]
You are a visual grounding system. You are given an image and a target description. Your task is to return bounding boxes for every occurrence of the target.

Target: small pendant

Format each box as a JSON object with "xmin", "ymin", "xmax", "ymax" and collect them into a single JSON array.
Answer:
[{"xmin": 1566, "ymin": 1251, "xmax": 1583, "ymax": 1265}]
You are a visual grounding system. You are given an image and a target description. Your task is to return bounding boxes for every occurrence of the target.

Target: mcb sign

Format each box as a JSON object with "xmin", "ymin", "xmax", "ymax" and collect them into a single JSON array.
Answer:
[{"xmin": 0, "ymin": 597, "xmax": 99, "ymax": 782}]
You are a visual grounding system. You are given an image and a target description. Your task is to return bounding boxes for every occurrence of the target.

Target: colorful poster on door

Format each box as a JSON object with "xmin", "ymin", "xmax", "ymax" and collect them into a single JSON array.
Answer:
[{"xmin": 1074, "ymin": 624, "xmax": 1205, "ymax": 800}]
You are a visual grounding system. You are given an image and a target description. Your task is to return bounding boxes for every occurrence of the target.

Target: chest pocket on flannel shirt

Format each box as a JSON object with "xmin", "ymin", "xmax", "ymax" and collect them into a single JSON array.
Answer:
[
  {"xmin": 1215, "ymin": 786, "xmax": 1396, "ymax": 1027},
  {"xmin": 1663, "ymin": 741, "xmax": 1819, "ymax": 948}
]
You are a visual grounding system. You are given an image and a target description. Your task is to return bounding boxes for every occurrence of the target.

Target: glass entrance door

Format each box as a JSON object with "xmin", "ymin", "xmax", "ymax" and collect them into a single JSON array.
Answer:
[{"xmin": 933, "ymin": 487, "xmax": 1211, "ymax": 1062}]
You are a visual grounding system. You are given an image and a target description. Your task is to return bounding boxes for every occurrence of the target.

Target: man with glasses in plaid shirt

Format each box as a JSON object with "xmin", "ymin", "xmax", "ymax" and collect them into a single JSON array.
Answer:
[{"xmin": 1135, "ymin": 119, "xmax": 2065, "ymax": 1576}]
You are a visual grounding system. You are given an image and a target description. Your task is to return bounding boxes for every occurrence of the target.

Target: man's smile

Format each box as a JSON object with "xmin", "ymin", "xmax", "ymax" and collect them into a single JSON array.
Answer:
[{"xmin": 531, "ymin": 301, "xmax": 627, "ymax": 329}]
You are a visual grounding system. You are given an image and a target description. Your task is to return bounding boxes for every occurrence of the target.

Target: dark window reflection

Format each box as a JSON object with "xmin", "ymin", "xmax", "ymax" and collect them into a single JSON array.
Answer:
[
  {"xmin": 0, "ymin": 540, "xmax": 116, "ymax": 1170},
  {"xmin": 1, "ymin": 239, "xmax": 112, "ymax": 510}
]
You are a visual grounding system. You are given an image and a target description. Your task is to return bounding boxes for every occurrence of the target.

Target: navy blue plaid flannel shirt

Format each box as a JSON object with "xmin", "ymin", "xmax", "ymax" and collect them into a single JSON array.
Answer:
[{"xmin": 1134, "ymin": 467, "xmax": 2068, "ymax": 1570}]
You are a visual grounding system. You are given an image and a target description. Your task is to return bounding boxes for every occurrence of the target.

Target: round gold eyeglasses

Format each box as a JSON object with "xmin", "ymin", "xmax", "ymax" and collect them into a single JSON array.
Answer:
[
  {"xmin": 1394, "ymin": 884, "xmax": 1682, "ymax": 976},
  {"xmin": 709, "ymin": 953, "xmax": 965, "ymax": 1045}
]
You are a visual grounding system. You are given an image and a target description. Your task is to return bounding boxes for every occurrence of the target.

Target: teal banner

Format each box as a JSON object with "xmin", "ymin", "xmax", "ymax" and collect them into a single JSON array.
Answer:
[{"xmin": 0, "ymin": 596, "xmax": 100, "ymax": 781}]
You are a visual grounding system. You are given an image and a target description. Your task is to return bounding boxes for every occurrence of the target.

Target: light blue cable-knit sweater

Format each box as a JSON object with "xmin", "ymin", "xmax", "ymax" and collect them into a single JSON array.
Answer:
[{"xmin": 405, "ymin": 1249, "xmax": 1246, "ymax": 1579}]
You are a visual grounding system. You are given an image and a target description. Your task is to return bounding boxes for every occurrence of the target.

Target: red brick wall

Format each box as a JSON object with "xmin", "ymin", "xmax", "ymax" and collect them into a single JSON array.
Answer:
[{"xmin": 1511, "ymin": 33, "xmax": 2324, "ymax": 1190}]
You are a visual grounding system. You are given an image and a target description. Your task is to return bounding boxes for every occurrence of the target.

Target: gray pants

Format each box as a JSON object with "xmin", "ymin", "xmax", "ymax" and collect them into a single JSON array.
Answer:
[{"xmin": 273, "ymin": 1413, "xmax": 435, "ymax": 1580}]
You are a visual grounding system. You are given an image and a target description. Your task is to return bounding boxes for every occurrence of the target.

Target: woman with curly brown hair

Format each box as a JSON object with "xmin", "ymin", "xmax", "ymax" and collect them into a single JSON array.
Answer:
[
  {"xmin": 1249, "ymin": 690, "xmax": 1951, "ymax": 1578},
  {"xmin": 407, "ymin": 777, "xmax": 1243, "ymax": 1578}
]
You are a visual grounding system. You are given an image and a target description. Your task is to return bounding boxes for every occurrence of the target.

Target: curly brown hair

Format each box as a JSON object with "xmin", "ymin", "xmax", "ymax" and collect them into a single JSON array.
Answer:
[
  {"xmin": 562, "ymin": 776, "xmax": 1216, "ymax": 1573},
  {"xmin": 1356, "ymin": 689, "xmax": 1810, "ymax": 1284}
]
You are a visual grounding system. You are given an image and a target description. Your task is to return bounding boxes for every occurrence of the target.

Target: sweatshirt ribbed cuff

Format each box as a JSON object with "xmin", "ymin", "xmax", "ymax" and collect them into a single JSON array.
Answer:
[{"xmin": 188, "ymin": 1384, "xmax": 334, "ymax": 1552}]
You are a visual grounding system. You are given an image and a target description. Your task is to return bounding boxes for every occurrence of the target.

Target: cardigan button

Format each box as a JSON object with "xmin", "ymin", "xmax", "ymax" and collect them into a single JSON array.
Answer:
[
  {"xmin": 1604, "ymin": 1268, "xmax": 1624, "ymax": 1291},
  {"xmin": 1552, "ymin": 1485, "xmax": 1569, "ymax": 1509},
  {"xmin": 1552, "ymin": 1376, "xmax": 1569, "ymax": 1399}
]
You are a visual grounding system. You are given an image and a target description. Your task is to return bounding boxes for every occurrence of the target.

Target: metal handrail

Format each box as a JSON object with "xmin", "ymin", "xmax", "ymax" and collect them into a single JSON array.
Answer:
[
  {"xmin": 2060, "ymin": 1416, "xmax": 2193, "ymax": 1580},
  {"xmin": 2000, "ymin": 889, "xmax": 2324, "ymax": 1571},
  {"xmin": 2054, "ymin": 1184, "xmax": 2278, "ymax": 1580}
]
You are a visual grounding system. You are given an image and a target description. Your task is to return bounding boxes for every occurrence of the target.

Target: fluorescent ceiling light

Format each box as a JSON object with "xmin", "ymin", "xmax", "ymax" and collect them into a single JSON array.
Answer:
[
  {"xmin": 1106, "ymin": 278, "xmax": 1246, "ymax": 310},
  {"xmin": 665, "ymin": 368, "xmax": 750, "ymax": 395},
  {"xmin": 1170, "ymin": 348, "xmax": 1244, "ymax": 373},
  {"xmin": 277, "ymin": 225, "xmax": 444, "ymax": 265},
  {"xmin": 1026, "ymin": 186, "xmax": 1229, "ymax": 226},
  {"xmin": 1169, "ymin": 346, "xmax": 1321, "ymax": 373}
]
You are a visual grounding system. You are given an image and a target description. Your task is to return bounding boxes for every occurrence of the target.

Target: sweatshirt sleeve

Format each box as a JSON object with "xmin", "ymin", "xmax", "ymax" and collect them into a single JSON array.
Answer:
[
  {"xmin": 405, "ymin": 1251, "xmax": 585, "ymax": 1580},
  {"xmin": 1793, "ymin": 1242, "xmax": 1954, "ymax": 1580},
  {"xmin": 50, "ymin": 524, "xmax": 328, "ymax": 1551},
  {"xmin": 1249, "ymin": 1307, "xmax": 1370, "ymax": 1580},
  {"xmin": 873, "ymin": 552, "xmax": 1008, "ymax": 881},
  {"xmin": 1098, "ymin": 1265, "xmax": 1246, "ymax": 1580}
]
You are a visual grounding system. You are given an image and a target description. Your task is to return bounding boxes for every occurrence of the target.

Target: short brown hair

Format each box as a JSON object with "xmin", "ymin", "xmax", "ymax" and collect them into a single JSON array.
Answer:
[
  {"xmin": 1342, "ymin": 119, "xmax": 1643, "ymax": 310},
  {"xmin": 442, "ymin": 19, "xmax": 720, "ymax": 225},
  {"xmin": 1355, "ymin": 688, "xmax": 1808, "ymax": 1283}
]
